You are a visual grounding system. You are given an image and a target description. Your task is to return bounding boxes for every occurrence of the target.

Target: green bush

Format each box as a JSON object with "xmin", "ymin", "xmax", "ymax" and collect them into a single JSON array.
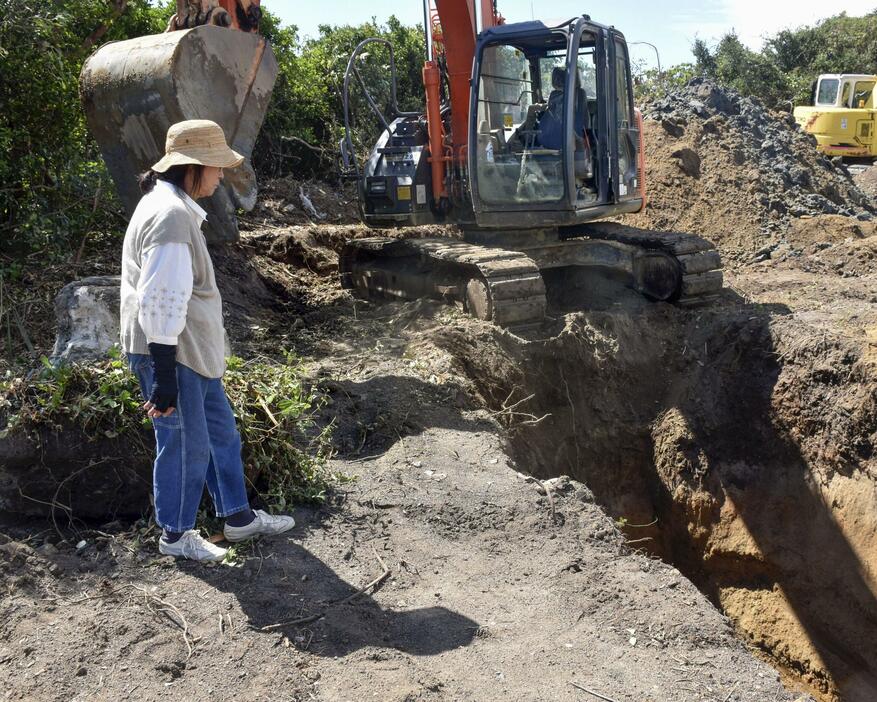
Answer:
[
  {"xmin": 688, "ymin": 11, "xmax": 877, "ymax": 108},
  {"xmin": 0, "ymin": 0, "xmax": 171, "ymax": 258},
  {"xmin": 254, "ymin": 15, "xmax": 426, "ymax": 177},
  {"xmin": 0, "ymin": 1, "xmax": 425, "ymax": 257},
  {"xmin": 633, "ymin": 63, "xmax": 697, "ymax": 103}
]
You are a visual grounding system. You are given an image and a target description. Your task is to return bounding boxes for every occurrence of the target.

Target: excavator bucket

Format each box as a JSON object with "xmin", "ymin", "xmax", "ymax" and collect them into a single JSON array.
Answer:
[{"xmin": 80, "ymin": 25, "xmax": 277, "ymax": 241}]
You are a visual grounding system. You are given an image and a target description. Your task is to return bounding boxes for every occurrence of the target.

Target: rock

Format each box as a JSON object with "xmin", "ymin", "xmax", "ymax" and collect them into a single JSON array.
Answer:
[
  {"xmin": 671, "ymin": 148, "xmax": 701, "ymax": 178},
  {"xmin": 688, "ymin": 100, "xmax": 708, "ymax": 118},
  {"xmin": 50, "ymin": 276, "xmax": 120, "ymax": 364},
  {"xmin": 789, "ymin": 167, "xmax": 811, "ymax": 187},
  {"xmin": 693, "ymin": 80, "xmax": 740, "ymax": 115},
  {"xmin": 660, "ymin": 119, "xmax": 685, "ymax": 138},
  {"xmin": 36, "ymin": 543, "xmax": 58, "ymax": 557},
  {"xmin": 701, "ymin": 116, "xmax": 724, "ymax": 135}
]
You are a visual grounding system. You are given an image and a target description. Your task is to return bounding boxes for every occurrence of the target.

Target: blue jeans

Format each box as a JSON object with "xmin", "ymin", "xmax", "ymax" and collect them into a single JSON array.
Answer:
[{"xmin": 128, "ymin": 353, "xmax": 250, "ymax": 532}]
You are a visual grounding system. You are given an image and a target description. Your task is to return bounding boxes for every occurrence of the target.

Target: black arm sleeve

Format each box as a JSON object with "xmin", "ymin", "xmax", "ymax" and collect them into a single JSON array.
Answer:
[{"xmin": 147, "ymin": 342, "xmax": 178, "ymax": 411}]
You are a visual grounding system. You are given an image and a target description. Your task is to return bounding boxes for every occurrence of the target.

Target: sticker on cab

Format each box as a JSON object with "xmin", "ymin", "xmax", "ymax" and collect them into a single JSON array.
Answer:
[
  {"xmin": 503, "ymin": 114, "xmax": 514, "ymax": 128},
  {"xmin": 397, "ymin": 185, "xmax": 411, "ymax": 200}
]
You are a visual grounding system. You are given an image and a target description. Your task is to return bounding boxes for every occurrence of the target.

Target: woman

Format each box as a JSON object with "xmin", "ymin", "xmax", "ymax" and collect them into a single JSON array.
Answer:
[{"xmin": 121, "ymin": 119, "xmax": 294, "ymax": 562}]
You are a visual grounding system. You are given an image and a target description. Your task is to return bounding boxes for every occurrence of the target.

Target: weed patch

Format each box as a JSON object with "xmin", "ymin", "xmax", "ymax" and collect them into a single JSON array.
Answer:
[{"xmin": 0, "ymin": 350, "xmax": 337, "ymax": 509}]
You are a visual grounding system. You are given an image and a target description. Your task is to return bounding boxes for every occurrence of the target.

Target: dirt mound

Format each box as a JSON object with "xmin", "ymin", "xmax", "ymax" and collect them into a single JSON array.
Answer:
[
  {"xmin": 244, "ymin": 177, "xmax": 361, "ymax": 228},
  {"xmin": 853, "ymin": 164, "xmax": 877, "ymax": 199},
  {"xmin": 622, "ymin": 79, "xmax": 874, "ymax": 264},
  {"xmin": 766, "ymin": 215, "xmax": 877, "ymax": 277}
]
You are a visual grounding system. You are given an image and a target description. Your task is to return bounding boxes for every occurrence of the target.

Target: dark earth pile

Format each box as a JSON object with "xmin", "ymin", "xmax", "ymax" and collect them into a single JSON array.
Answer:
[{"xmin": 625, "ymin": 79, "xmax": 874, "ymax": 264}]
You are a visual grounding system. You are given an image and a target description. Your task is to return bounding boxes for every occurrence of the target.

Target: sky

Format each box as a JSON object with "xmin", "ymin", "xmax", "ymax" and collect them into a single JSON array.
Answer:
[{"xmin": 270, "ymin": 0, "xmax": 876, "ymax": 69}]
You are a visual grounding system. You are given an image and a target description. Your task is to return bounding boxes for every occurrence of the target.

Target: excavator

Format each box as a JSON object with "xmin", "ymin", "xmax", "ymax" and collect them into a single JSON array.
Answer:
[
  {"xmin": 794, "ymin": 74, "xmax": 877, "ymax": 158},
  {"xmin": 339, "ymin": 0, "xmax": 723, "ymax": 327},
  {"xmin": 80, "ymin": 0, "xmax": 722, "ymax": 329},
  {"xmin": 79, "ymin": 0, "xmax": 277, "ymax": 242}
]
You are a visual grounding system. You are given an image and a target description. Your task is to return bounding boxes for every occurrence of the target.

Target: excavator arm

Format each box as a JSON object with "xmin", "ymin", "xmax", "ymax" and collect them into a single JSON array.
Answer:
[
  {"xmin": 167, "ymin": 0, "xmax": 263, "ymax": 32},
  {"xmin": 422, "ymin": 1, "xmax": 501, "ymax": 205}
]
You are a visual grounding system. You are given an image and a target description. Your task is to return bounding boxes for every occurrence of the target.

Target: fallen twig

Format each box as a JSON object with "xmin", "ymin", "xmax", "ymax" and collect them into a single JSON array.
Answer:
[
  {"xmin": 624, "ymin": 537, "xmax": 653, "ymax": 545},
  {"xmin": 347, "ymin": 453, "xmax": 384, "ymax": 464},
  {"xmin": 133, "ymin": 585, "xmax": 198, "ymax": 661},
  {"xmin": 569, "ymin": 681, "xmax": 621, "ymax": 702},
  {"xmin": 259, "ymin": 547, "xmax": 392, "ymax": 632},
  {"xmin": 559, "ymin": 367, "xmax": 581, "ymax": 466},
  {"xmin": 260, "ymin": 612, "xmax": 324, "ymax": 631},
  {"xmin": 46, "ymin": 585, "xmax": 126, "ymax": 606},
  {"xmin": 723, "ymin": 681, "xmax": 740, "ymax": 702},
  {"xmin": 621, "ymin": 518, "xmax": 658, "ymax": 529},
  {"xmin": 257, "ymin": 396, "xmax": 280, "ymax": 427},
  {"xmin": 337, "ymin": 546, "xmax": 391, "ymax": 606}
]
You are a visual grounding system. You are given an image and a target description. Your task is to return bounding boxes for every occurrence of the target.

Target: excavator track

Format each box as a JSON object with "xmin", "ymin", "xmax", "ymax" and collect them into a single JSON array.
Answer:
[
  {"xmin": 340, "ymin": 225, "xmax": 723, "ymax": 330},
  {"xmin": 340, "ymin": 237, "xmax": 547, "ymax": 327},
  {"xmin": 576, "ymin": 223, "xmax": 724, "ymax": 305}
]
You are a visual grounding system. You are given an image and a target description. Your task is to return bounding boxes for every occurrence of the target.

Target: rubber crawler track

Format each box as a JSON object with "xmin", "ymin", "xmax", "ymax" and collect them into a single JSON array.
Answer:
[{"xmin": 578, "ymin": 222, "xmax": 724, "ymax": 305}]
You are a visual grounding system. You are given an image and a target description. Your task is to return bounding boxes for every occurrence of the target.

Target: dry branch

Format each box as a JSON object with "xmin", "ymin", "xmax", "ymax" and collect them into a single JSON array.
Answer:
[
  {"xmin": 569, "ymin": 681, "xmax": 621, "ymax": 702},
  {"xmin": 259, "ymin": 548, "xmax": 392, "ymax": 632}
]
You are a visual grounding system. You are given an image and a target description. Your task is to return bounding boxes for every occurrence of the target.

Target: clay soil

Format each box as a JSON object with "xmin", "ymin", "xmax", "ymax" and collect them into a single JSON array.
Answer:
[{"xmin": 3, "ymin": 85, "xmax": 876, "ymax": 700}]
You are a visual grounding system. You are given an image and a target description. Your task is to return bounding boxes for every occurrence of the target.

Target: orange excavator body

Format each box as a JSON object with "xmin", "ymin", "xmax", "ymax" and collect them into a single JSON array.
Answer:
[{"xmin": 340, "ymin": 3, "xmax": 723, "ymax": 325}]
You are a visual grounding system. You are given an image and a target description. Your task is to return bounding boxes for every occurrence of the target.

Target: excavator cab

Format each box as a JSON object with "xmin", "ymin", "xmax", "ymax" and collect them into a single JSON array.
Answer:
[
  {"xmin": 469, "ymin": 18, "xmax": 644, "ymax": 229},
  {"xmin": 344, "ymin": 16, "xmax": 644, "ymax": 231},
  {"xmin": 794, "ymin": 73, "xmax": 877, "ymax": 158}
]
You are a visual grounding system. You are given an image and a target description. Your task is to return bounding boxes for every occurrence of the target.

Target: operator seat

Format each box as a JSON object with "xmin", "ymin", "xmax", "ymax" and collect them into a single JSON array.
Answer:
[{"xmin": 538, "ymin": 67, "xmax": 593, "ymax": 180}]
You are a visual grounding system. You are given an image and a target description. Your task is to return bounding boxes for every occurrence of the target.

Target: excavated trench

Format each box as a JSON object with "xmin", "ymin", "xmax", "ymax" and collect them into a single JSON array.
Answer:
[{"xmin": 435, "ymin": 279, "xmax": 877, "ymax": 702}]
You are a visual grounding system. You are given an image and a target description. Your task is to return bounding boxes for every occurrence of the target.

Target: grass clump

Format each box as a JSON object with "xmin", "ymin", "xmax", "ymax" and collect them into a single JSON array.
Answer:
[{"xmin": 0, "ymin": 349, "xmax": 336, "ymax": 508}]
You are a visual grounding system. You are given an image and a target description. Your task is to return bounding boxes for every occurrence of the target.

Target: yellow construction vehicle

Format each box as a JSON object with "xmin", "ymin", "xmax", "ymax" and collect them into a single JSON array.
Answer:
[{"xmin": 794, "ymin": 74, "xmax": 876, "ymax": 158}]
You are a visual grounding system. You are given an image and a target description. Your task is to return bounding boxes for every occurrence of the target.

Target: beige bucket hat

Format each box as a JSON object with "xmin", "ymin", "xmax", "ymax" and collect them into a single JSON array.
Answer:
[{"xmin": 151, "ymin": 119, "xmax": 244, "ymax": 173}]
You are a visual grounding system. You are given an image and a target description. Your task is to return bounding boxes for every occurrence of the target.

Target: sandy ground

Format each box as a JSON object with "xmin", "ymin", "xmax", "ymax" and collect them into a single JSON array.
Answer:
[
  {"xmin": 0, "ymin": 324, "xmax": 808, "ymax": 701},
  {"xmin": 5, "ymin": 86, "xmax": 876, "ymax": 700}
]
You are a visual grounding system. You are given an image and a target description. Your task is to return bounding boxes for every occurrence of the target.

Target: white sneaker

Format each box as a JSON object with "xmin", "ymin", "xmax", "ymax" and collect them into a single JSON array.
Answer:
[
  {"xmin": 223, "ymin": 509, "xmax": 295, "ymax": 543},
  {"xmin": 159, "ymin": 530, "xmax": 227, "ymax": 562}
]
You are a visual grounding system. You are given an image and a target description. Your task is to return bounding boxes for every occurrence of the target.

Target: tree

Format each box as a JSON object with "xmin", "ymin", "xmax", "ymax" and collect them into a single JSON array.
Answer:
[
  {"xmin": 692, "ymin": 38, "xmax": 716, "ymax": 77},
  {"xmin": 0, "ymin": 0, "xmax": 171, "ymax": 256},
  {"xmin": 253, "ymin": 14, "xmax": 426, "ymax": 177}
]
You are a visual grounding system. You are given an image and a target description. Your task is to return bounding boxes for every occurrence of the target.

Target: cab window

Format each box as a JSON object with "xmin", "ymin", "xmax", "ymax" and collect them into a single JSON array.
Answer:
[
  {"xmin": 475, "ymin": 40, "xmax": 565, "ymax": 205},
  {"xmin": 816, "ymin": 78, "xmax": 839, "ymax": 106},
  {"xmin": 853, "ymin": 81, "xmax": 874, "ymax": 108}
]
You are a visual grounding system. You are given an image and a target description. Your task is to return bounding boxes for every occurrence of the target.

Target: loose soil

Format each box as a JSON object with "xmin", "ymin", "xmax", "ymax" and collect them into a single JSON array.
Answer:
[
  {"xmin": 4, "ymin": 81, "xmax": 877, "ymax": 701},
  {"xmin": 0, "ymin": 241, "xmax": 817, "ymax": 702}
]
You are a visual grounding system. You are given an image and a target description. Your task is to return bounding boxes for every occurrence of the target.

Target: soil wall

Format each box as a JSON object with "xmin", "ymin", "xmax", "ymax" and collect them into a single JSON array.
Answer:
[{"xmin": 435, "ymin": 300, "xmax": 877, "ymax": 702}]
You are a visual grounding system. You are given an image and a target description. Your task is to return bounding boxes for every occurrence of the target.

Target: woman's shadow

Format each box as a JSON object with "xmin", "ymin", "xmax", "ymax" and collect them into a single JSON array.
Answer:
[{"xmin": 188, "ymin": 504, "xmax": 478, "ymax": 657}]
